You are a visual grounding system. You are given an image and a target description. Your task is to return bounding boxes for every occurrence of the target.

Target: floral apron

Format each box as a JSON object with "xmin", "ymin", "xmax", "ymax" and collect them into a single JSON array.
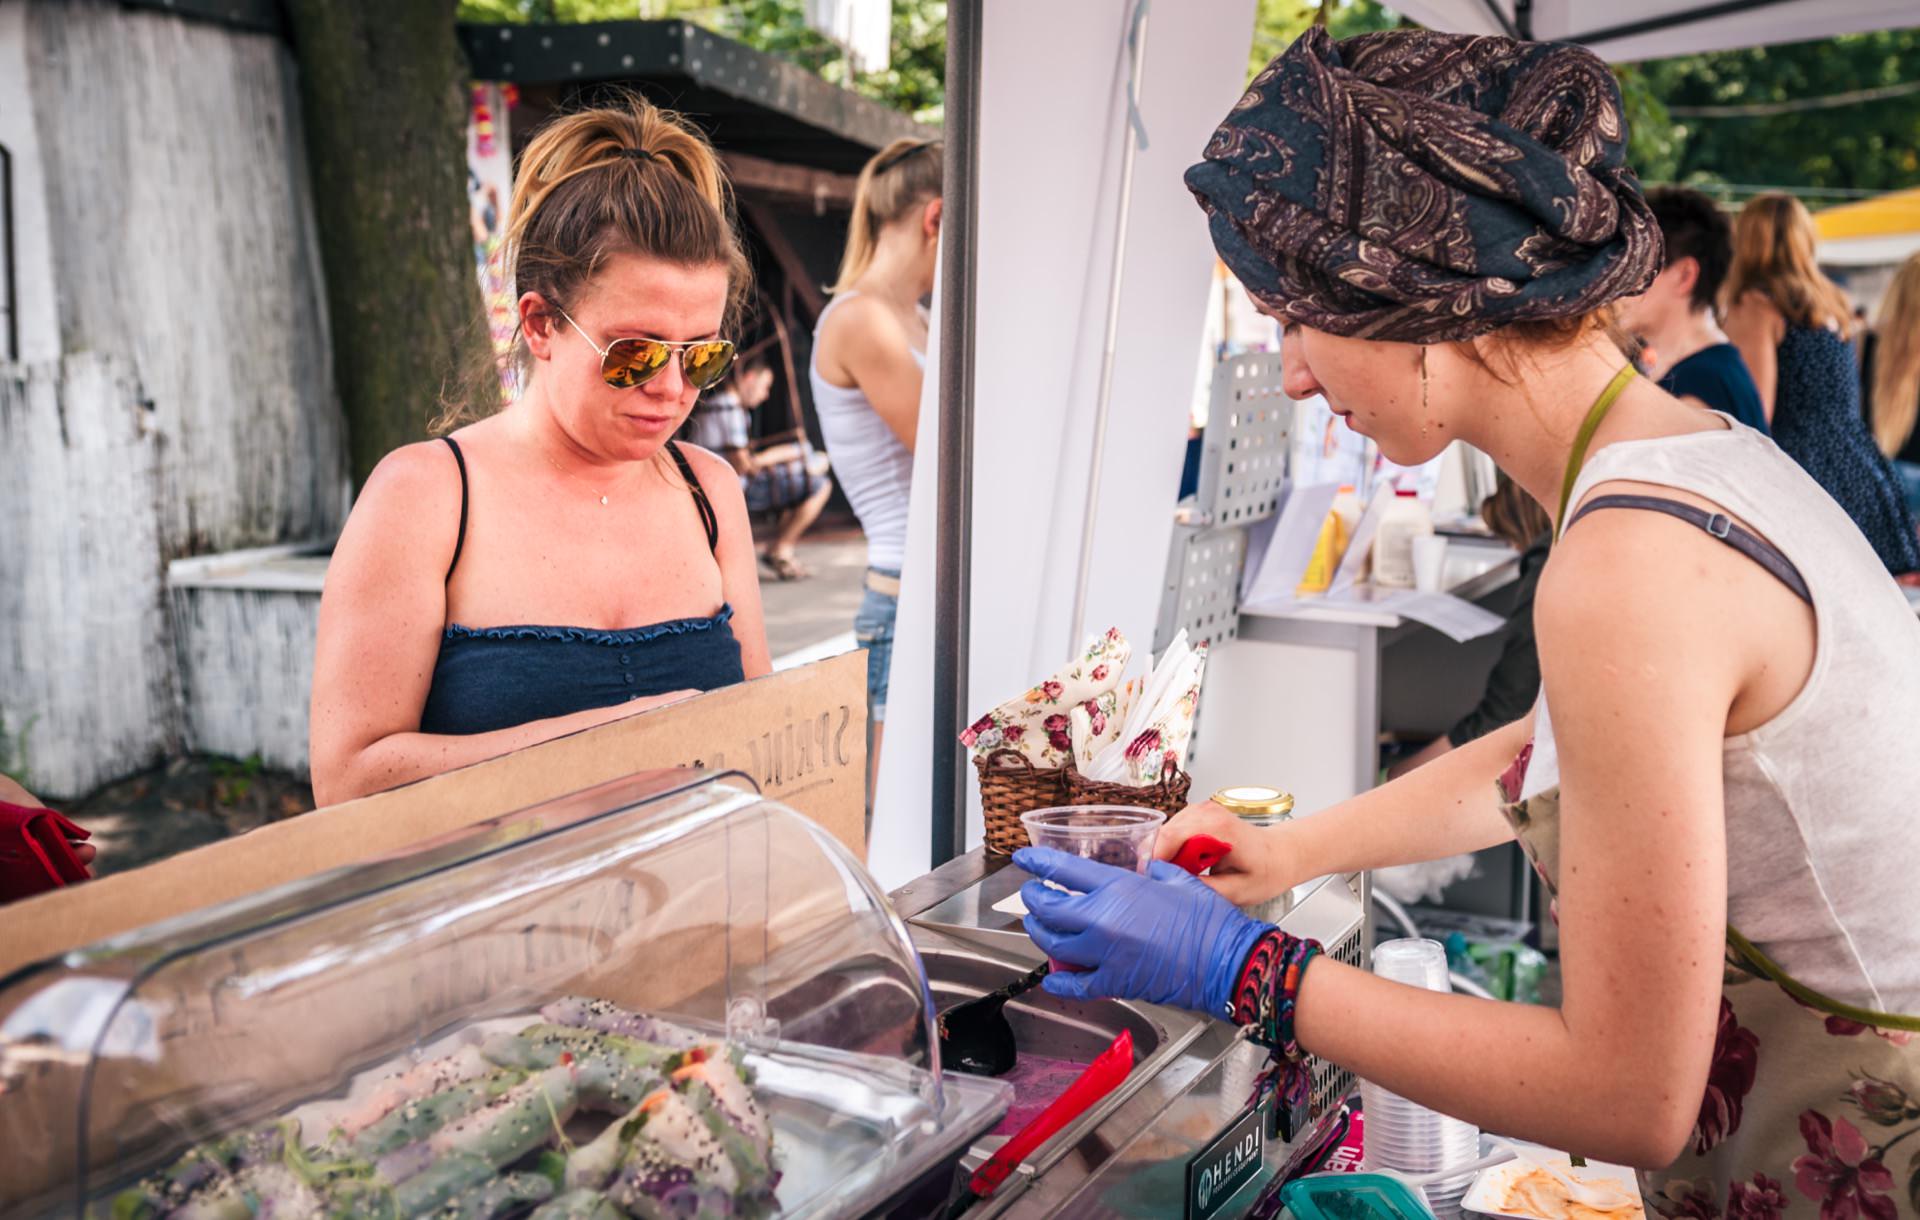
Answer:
[
  {"xmin": 1497, "ymin": 759, "xmax": 1920, "ymax": 1220},
  {"xmin": 1495, "ymin": 366, "xmax": 1920, "ymax": 1220}
]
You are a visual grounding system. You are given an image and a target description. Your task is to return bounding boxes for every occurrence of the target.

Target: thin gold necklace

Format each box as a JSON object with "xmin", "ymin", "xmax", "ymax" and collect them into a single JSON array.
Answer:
[{"xmin": 541, "ymin": 446, "xmax": 625, "ymax": 506}]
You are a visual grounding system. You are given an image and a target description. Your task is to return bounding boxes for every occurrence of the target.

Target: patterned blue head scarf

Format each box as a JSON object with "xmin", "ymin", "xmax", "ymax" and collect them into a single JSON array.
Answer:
[{"xmin": 1186, "ymin": 28, "xmax": 1661, "ymax": 344}]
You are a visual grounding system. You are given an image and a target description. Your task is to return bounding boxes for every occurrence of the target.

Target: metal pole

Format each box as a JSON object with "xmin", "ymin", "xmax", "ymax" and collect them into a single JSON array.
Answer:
[
  {"xmin": 930, "ymin": 0, "xmax": 982, "ymax": 869},
  {"xmin": 1067, "ymin": 0, "xmax": 1151, "ymax": 655}
]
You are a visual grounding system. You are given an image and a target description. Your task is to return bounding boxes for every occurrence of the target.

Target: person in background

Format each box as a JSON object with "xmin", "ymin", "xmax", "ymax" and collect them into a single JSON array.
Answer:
[
  {"xmin": 1862, "ymin": 252, "xmax": 1920, "ymax": 507},
  {"xmin": 1384, "ymin": 473, "xmax": 1550, "ymax": 780},
  {"xmin": 1616, "ymin": 186, "xmax": 1767, "ymax": 433},
  {"xmin": 812, "ymin": 138, "xmax": 942, "ymax": 800},
  {"xmin": 683, "ymin": 350, "xmax": 836, "ymax": 581},
  {"xmin": 1723, "ymin": 193, "xmax": 1919, "ymax": 575},
  {"xmin": 310, "ymin": 97, "xmax": 771, "ymax": 806}
]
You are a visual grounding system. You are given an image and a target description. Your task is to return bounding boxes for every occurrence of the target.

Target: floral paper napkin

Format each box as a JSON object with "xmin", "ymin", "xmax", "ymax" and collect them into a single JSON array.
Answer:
[
  {"xmin": 960, "ymin": 627, "xmax": 1208, "ymax": 786},
  {"xmin": 959, "ymin": 628, "xmax": 1132, "ymax": 769}
]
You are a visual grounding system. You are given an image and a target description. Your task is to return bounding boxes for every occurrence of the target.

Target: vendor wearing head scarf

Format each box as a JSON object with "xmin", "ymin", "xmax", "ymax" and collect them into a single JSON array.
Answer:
[{"xmin": 1018, "ymin": 28, "xmax": 1920, "ymax": 1203}]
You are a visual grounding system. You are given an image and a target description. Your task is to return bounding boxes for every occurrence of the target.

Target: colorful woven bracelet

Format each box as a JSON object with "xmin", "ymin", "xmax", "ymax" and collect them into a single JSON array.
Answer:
[{"xmin": 1230, "ymin": 929, "xmax": 1323, "ymax": 1063}]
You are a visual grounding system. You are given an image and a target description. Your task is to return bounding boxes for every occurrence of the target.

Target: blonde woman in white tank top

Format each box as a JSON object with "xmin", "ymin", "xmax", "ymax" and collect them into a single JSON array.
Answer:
[
  {"xmin": 1011, "ymin": 30, "xmax": 1920, "ymax": 1211},
  {"xmin": 813, "ymin": 138, "xmax": 941, "ymax": 804}
]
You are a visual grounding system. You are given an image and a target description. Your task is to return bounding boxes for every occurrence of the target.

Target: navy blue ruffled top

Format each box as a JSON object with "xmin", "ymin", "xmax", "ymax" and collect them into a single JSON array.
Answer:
[
  {"xmin": 419, "ymin": 606, "xmax": 745, "ymax": 736},
  {"xmin": 417, "ymin": 437, "xmax": 746, "ymax": 736}
]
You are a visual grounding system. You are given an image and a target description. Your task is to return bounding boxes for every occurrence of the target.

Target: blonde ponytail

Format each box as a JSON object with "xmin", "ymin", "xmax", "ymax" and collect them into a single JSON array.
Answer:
[{"xmin": 831, "ymin": 138, "xmax": 942, "ymax": 293}]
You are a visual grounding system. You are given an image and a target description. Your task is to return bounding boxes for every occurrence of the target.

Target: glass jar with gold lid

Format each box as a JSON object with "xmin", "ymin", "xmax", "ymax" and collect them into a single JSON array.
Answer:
[{"xmin": 1211, "ymin": 785, "xmax": 1295, "ymax": 922}]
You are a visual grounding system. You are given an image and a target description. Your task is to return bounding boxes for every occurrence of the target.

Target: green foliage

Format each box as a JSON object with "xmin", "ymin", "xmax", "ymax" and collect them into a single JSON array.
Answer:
[
  {"xmin": 1248, "ymin": 0, "xmax": 1403, "ymax": 81},
  {"xmin": 1625, "ymin": 31, "xmax": 1920, "ymax": 203},
  {"xmin": 457, "ymin": 0, "xmax": 947, "ymax": 123},
  {"xmin": 210, "ymin": 752, "xmax": 264, "ymax": 806}
]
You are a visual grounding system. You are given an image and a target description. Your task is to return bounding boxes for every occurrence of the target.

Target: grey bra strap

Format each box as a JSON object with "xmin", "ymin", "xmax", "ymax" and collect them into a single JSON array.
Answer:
[{"xmin": 1567, "ymin": 493, "xmax": 1812, "ymax": 606}]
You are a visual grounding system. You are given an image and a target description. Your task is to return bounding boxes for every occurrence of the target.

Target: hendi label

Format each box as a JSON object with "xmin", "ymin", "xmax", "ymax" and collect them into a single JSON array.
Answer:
[{"xmin": 1186, "ymin": 1097, "xmax": 1270, "ymax": 1220}]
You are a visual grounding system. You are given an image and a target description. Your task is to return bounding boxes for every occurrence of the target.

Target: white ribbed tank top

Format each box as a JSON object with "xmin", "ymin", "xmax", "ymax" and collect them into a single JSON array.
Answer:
[{"xmin": 810, "ymin": 292, "xmax": 922, "ymax": 573}]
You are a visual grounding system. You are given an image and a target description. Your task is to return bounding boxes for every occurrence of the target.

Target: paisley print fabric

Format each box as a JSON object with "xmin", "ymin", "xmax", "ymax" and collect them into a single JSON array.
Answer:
[{"xmin": 1186, "ymin": 27, "xmax": 1661, "ymax": 343}]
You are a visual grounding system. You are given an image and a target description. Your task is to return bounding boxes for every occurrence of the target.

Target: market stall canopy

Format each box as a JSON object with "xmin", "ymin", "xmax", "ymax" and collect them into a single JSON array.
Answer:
[
  {"xmin": 455, "ymin": 18, "xmax": 930, "ymax": 175},
  {"xmin": 1385, "ymin": 0, "xmax": 1920, "ymax": 61},
  {"xmin": 1815, "ymin": 188, "xmax": 1920, "ymax": 268}
]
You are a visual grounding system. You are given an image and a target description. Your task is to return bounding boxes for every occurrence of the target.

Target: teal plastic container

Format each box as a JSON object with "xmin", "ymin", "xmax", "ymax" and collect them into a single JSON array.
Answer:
[{"xmin": 1281, "ymin": 1172, "xmax": 1436, "ymax": 1220}]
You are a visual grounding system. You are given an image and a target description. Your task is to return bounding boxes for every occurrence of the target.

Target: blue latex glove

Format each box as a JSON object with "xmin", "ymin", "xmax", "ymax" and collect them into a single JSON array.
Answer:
[{"xmin": 1013, "ymin": 846, "xmax": 1273, "ymax": 1016}]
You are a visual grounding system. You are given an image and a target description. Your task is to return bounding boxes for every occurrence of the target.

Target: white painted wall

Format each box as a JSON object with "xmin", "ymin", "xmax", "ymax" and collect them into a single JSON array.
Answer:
[
  {"xmin": 868, "ymin": 0, "xmax": 1258, "ymax": 889},
  {"xmin": 0, "ymin": 354, "xmax": 177, "ymax": 795},
  {"xmin": 0, "ymin": 1, "xmax": 61, "ymax": 365},
  {"xmin": 172, "ymin": 585, "xmax": 322, "ymax": 776},
  {"xmin": 0, "ymin": 1, "xmax": 346, "ymax": 796},
  {"xmin": 27, "ymin": 0, "xmax": 347, "ymax": 551}
]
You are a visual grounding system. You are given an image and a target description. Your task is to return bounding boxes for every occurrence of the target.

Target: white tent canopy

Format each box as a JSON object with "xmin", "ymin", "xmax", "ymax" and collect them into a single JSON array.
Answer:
[
  {"xmin": 1389, "ymin": 0, "xmax": 1920, "ymax": 61},
  {"xmin": 879, "ymin": 0, "xmax": 1920, "ymax": 886}
]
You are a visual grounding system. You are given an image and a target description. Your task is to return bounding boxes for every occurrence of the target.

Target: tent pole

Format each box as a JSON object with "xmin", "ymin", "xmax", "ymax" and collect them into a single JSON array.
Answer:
[
  {"xmin": 931, "ymin": 0, "xmax": 982, "ymax": 868},
  {"xmin": 1067, "ymin": 0, "xmax": 1152, "ymax": 656},
  {"xmin": 1567, "ymin": 0, "xmax": 1800, "ymax": 48}
]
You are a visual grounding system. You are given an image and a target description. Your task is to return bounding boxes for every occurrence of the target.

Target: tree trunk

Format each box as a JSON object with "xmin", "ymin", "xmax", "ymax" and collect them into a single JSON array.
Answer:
[{"xmin": 283, "ymin": 0, "xmax": 496, "ymax": 489}]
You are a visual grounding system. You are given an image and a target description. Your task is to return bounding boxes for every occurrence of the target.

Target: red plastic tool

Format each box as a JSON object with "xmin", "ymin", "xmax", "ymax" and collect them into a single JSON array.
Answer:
[
  {"xmin": 970, "ymin": 1028, "xmax": 1133, "ymax": 1197},
  {"xmin": 1169, "ymin": 832, "xmax": 1233, "ymax": 876}
]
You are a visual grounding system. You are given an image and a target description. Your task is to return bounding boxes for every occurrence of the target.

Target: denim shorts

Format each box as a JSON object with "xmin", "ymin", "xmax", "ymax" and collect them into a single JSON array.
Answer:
[{"xmin": 853, "ymin": 567, "xmax": 900, "ymax": 722}]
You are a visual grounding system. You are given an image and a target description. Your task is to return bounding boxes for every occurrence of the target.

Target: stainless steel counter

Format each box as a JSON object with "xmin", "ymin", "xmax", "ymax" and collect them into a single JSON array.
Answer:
[{"xmin": 891, "ymin": 851, "xmax": 1370, "ymax": 1218}]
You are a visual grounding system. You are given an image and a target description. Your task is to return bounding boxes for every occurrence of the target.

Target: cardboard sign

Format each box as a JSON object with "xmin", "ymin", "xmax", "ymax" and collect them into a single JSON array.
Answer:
[{"xmin": 0, "ymin": 651, "xmax": 867, "ymax": 978}]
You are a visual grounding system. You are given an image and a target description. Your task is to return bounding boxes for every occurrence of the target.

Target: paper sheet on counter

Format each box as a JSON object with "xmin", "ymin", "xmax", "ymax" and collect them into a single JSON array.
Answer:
[
  {"xmin": 1241, "ymin": 583, "xmax": 1504, "ymax": 642},
  {"xmin": 1359, "ymin": 587, "xmax": 1505, "ymax": 641}
]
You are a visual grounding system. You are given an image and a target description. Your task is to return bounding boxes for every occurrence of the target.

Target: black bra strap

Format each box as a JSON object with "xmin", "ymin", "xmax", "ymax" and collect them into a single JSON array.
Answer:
[
  {"xmin": 1567, "ymin": 493, "xmax": 1812, "ymax": 606},
  {"xmin": 441, "ymin": 436, "xmax": 470, "ymax": 583},
  {"xmin": 666, "ymin": 440, "xmax": 719, "ymax": 554}
]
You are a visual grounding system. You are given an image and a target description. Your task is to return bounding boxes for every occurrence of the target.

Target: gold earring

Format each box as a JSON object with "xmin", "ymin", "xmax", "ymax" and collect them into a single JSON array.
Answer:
[{"xmin": 1420, "ymin": 347, "xmax": 1430, "ymax": 440}]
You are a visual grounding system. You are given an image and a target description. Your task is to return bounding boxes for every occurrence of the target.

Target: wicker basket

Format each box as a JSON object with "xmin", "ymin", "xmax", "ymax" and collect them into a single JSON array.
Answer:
[
  {"xmin": 974, "ymin": 749, "xmax": 1068, "ymax": 855},
  {"xmin": 1063, "ymin": 765, "xmax": 1194, "ymax": 818}
]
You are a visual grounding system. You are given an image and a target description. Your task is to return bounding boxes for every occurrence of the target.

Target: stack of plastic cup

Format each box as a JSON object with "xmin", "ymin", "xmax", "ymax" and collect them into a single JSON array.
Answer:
[{"xmin": 1359, "ymin": 939, "xmax": 1481, "ymax": 1220}]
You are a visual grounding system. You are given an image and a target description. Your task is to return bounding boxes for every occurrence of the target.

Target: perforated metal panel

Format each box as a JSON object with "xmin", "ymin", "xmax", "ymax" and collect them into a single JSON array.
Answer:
[
  {"xmin": 1194, "ymin": 352, "xmax": 1291, "ymax": 528},
  {"xmin": 1153, "ymin": 524, "xmax": 1247, "ymax": 654}
]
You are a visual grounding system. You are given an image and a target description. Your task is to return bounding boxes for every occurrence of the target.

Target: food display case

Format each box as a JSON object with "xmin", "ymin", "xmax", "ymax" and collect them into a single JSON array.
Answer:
[{"xmin": 0, "ymin": 770, "xmax": 1011, "ymax": 1219}]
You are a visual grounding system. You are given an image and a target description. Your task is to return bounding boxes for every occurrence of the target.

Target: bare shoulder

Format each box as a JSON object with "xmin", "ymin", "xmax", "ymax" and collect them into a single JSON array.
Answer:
[
  {"xmin": 1538, "ymin": 479, "xmax": 1761, "ymax": 652},
  {"xmin": 819, "ymin": 292, "xmax": 910, "ymax": 352},
  {"xmin": 1723, "ymin": 292, "xmax": 1784, "ymax": 336},
  {"xmin": 334, "ymin": 438, "xmax": 464, "ymax": 571},
  {"xmin": 674, "ymin": 441, "xmax": 742, "ymax": 495}
]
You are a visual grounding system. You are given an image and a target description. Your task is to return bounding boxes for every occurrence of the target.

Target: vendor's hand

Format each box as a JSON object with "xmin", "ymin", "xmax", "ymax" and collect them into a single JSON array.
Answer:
[
  {"xmin": 1155, "ymin": 801, "xmax": 1297, "ymax": 907},
  {"xmin": 1013, "ymin": 847, "xmax": 1271, "ymax": 1016}
]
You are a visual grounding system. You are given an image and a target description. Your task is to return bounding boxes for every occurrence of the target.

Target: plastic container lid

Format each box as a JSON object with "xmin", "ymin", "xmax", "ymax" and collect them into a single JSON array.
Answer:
[{"xmin": 1283, "ymin": 1172, "xmax": 1436, "ymax": 1220}]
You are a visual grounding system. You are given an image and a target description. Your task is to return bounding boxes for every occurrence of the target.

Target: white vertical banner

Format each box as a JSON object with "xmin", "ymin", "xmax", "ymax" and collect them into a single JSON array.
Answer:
[
  {"xmin": 804, "ymin": 0, "xmax": 893, "ymax": 75},
  {"xmin": 868, "ymin": 0, "xmax": 1258, "ymax": 890}
]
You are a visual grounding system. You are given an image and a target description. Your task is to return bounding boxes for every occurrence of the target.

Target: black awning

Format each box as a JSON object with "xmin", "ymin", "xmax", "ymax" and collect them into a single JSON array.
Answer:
[{"xmin": 457, "ymin": 19, "xmax": 934, "ymax": 174}]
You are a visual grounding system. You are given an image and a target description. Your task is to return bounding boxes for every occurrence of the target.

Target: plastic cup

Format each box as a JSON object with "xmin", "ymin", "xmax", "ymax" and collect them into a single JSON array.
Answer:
[
  {"xmin": 1019, "ymin": 806, "xmax": 1166, "ymax": 874},
  {"xmin": 1412, "ymin": 535, "xmax": 1448, "ymax": 592},
  {"xmin": 1019, "ymin": 806, "xmax": 1166, "ymax": 972},
  {"xmin": 1371, "ymin": 938, "xmax": 1451, "ymax": 991}
]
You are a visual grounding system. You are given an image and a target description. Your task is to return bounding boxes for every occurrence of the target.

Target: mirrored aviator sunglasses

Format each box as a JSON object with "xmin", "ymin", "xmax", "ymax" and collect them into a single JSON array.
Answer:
[{"xmin": 599, "ymin": 336, "xmax": 736, "ymax": 391}]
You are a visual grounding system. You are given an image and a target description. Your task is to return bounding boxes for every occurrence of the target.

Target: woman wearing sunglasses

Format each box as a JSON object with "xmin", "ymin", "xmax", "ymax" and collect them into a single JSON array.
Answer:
[
  {"xmin": 309, "ymin": 98, "xmax": 769, "ymax": 806},
  {"xmin": 1015, "ymin": 30, "xmax": 1920, "ymax": 1206}
]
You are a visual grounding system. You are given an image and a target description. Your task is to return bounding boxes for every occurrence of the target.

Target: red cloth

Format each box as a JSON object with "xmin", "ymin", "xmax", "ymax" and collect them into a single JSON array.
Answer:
[{"xmin": 0, "ymin": 799, "xmax": 91, "ymax": 904}]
